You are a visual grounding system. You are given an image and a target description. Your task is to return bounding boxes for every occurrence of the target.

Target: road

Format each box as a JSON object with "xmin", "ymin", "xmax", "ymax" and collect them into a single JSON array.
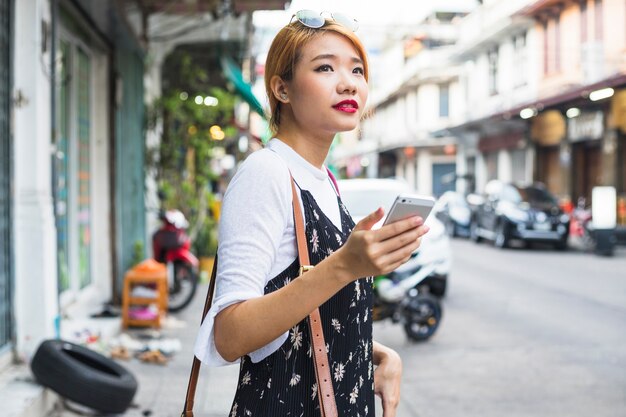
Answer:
[
  {"xmin": 373, "ymin": 239, "xmax": 626, "ymax": 417},
  {"xmin": 82, "ymin": 240, "xmax": 626, "ymax": 417}
]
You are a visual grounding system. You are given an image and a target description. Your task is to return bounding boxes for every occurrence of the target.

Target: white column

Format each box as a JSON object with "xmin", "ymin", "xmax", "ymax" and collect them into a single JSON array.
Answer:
[
  {"xmin": 498, "ymin": 149, "xmax": 512, "ymax": 183},
  {"xmin": 417, "ymin": 150, "xmax": 432, "ymax": 195},
  {"xmin": 13, "ymin": 0, "xmax": 58, "ymax": 358}
]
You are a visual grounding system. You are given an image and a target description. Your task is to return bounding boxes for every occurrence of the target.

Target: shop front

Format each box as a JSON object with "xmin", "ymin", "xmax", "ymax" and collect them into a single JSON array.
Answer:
[
  {"xmin": 567, "ymin": 110, "xmax": 604, "ymax": 204},
  {"xmin": 531, "ymin": 110, "xmax": 567, "ymax": 198}
]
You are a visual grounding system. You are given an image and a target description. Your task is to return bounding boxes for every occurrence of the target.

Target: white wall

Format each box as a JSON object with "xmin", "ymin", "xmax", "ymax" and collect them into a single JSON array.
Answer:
[{"xmin": 13, "ymin": 0, "xmax": 58, "ymax": 358}]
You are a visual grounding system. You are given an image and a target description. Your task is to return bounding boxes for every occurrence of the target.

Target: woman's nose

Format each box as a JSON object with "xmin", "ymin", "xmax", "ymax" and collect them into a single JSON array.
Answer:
[{"xmin": 337, "ymin": 72, "xmax": 357, "ymax": 94}]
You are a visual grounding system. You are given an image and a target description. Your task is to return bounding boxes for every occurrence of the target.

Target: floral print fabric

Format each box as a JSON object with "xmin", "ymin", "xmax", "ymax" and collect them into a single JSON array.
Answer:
[{"xmin": 228, "ymin": 186, "xmax": 375, "ymax": 416}]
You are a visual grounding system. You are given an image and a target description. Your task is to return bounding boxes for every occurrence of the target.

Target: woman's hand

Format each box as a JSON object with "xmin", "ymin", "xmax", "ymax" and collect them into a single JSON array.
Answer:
[
  {"xmin": 335, "ymin": 207, "xmax": 429, "ymax": 282},
  {"xmin": 373, "ymin": 341, "xmax": 403, "ymax": 417}
]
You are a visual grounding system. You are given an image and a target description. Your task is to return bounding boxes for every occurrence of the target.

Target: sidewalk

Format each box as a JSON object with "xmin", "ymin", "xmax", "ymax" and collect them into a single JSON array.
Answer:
[{"xmin": 50, "ymin": 283, "xmax": 239, "ymax": 417}]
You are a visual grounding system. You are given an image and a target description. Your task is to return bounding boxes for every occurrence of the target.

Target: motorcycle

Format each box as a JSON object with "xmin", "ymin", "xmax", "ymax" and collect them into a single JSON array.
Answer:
[
  {"xmin": 152, "ymin": 209, "xmax": 199, "ymax": 312},
  {"xmin": 372, "ymin": 251, "xmax": 444, "ymax": 342},
  {"xmin": 570, "ymin": 197, "xmax": 595, "ymax": 252}
]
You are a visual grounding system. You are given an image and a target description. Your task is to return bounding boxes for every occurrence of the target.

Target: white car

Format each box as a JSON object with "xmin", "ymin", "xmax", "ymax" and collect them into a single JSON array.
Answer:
[{"xmin": 337, "ymin": 178, "xmax": 451, "ymax": 296}]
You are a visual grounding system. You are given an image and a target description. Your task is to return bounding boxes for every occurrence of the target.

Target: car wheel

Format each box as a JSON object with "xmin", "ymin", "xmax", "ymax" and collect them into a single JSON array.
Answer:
[
  {"xmin": 470, "ymin": 221, "xmax": 482, "ymax": 243},
  {"xmin": 554, "ymin": 238, "xmax": 568, "ymax": 251},
  {"xmin": 494, "ymin": 222, "xmax": 510, "ymax": 249}
]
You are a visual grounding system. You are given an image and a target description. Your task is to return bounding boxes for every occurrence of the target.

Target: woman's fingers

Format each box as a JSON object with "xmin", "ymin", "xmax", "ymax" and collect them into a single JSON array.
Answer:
[
  {"xmin": 353, "ymin": 207, "xmax": 385, "ymax": 232},
  {"xmin": 375, "ymin": 224, "xmax": 428, "ymax": 256},
  {"xmin": 375, "ymin": 216, "xmax": 423, "ymax": 242}
]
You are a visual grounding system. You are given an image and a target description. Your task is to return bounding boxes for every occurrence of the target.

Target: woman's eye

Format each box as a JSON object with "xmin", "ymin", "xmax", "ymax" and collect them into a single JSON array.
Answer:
[
  {"xmin": 353, "ymin": 67, "xmax": 364, "ymax": 75},
  {"xmin": 315, "ymin": 64, "xmax": 333, "ymax": 72}
]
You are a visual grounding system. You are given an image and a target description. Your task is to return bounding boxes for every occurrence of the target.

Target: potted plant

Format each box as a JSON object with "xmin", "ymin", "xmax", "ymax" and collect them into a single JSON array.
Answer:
[{"xmin": 194, "ymin": 216, "xmax": 218, "ymax": 283}]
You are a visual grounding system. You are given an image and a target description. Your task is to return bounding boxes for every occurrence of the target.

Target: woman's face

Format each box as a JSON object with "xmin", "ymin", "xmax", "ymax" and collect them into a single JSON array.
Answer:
[{"xmin": 286, "ymin": 32, "xmax": 368, "ymax": 135}]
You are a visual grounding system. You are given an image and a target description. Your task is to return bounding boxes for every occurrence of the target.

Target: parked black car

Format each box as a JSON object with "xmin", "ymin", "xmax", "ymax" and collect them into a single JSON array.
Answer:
[
  {"xmin": 470, "ymin": 180, "xmax": 570, "ymax": 249},
  {"xmin": 433, "ymin": 191, "xmax": 471, "ymax": 237}
]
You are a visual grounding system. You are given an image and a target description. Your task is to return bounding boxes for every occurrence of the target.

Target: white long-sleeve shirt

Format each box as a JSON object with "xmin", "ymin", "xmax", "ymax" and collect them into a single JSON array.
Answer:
[{"xmin": 193, "ymin": 138, "xmax": 342, "ymax": 366}]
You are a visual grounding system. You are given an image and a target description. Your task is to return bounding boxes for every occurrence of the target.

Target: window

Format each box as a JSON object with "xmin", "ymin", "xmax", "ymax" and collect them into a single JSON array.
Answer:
[
  {"xmin": 56, "ymin": 32, "xmax": 93, "ymax": 297},
  {"xmin": 513, "ymin": 32, "xmax": 527, "ymax": 87},
  {"xmin": 488, "ymin": 48, "xmax": 499, "ymax": 95},
  {"xmin": 439, "ymin": 84, "xmax": 449, "ymax": 118},
  {"xmin": 595, "ymin": 0, "xmax": 603, "ymax": 41},
  {"xmin": 581, "ymin": 0, "xmax": 588, "ymax": 43},
  {"xmin": 543, "ymin": 21, "xmax": 549, "ymax": 74},
  {"xmin": 555, "ymin": 14, "xmax": 561, "ymax": 72}
]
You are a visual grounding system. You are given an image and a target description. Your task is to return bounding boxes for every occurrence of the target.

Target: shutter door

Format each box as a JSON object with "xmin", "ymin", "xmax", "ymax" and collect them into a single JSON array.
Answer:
[{"xmin": 0, "ymin": 0, "xmax": 14, "ymax": 351}]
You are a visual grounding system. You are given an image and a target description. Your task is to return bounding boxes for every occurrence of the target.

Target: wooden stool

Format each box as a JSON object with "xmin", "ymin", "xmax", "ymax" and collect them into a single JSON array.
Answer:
[{"xmin": 122, "ymin": 259, "xmax": 168, "ymax": 329}]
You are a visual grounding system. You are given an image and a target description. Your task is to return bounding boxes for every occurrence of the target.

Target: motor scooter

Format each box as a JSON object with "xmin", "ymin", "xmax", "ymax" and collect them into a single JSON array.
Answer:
[
  {"xmin": 372, "ymin": 251, "xmax": 444, "ymax": 342},
  {"xmin": 570, "ymin": 197, "xmax": 595, "ymax": 251},
  {"xmin": 152, "ymin": 209, "xmax": 199, "ymax": 312}
]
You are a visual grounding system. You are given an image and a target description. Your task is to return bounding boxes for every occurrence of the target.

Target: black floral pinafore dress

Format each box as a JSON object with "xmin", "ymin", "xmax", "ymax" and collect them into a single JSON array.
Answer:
[{"xmin": 228, "ymin": 183, "xmax": 375, "ymax": 417}]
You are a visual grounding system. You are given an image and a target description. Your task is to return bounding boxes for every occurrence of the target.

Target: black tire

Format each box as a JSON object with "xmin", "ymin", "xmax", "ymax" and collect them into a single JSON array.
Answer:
[
  {"xmin": 554, "ymin": 238, "xmax": 568, "ymax": 251},
  {"xmin": 403, "ymin": 294, "xmax": 442, "ymax": 342},
  {"xmin": 30, "ymin": 340, "xmax": 137, "ymax": 414},
  {"xmin": 168, "ymin": 261, "xmax": 198, "ymax": 312},
  {"xmin": 470, "ymin": 221, "xmax": 482, "ymax": 243},
  {"xmin": 494, "ymin": 221, "xmax": 510, "ymax": 249}
]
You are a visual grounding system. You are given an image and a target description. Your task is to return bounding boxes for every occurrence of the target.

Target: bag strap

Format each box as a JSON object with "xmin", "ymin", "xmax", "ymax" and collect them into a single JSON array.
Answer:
[
  {"xmin": 290, "ymin": 179, "xmax": 338, "ymax": 417},
  {"xmin": 182, "ymin": 254, "xmax": 219, "ymax": 417},
  {"xmin": 182, "ymin": 175, "xmax": 337, "ymax": 417}
]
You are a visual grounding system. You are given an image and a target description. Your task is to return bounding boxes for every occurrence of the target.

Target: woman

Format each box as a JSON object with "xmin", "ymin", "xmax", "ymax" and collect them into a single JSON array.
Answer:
[{"xmin": 194, "ymin": 11, "xmax": 429, "ymax": 417}]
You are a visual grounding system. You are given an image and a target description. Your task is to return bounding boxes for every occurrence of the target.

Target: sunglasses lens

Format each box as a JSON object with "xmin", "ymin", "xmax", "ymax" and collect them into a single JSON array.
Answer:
[
  {"xmin": 332, "ymin": 12, "xmax": 358, "ymax": 31},
  {"xmin": 296, "ymin": 10, "xmax": 325, "ymax": 28}
]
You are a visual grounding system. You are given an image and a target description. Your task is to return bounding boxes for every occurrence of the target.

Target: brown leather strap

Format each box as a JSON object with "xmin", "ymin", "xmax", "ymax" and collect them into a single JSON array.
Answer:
[
  {"xmin": 182, "ymin": 176, "xmax": 338, "ymax": 417},
  {"xmin": 290, "ymin": 179, "xmax": 338, "ymax": 417},
  {"xmin": 182, "ymin": 255, "xmax": 218, "ymax": 417}
]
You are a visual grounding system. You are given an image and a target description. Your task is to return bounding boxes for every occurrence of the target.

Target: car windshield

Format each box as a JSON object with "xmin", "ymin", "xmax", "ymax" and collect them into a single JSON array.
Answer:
[
  {"xmin": 341, "ymin": 189, "xmax": 400, "ymax": 217},
  {"xmin": 515, "ymin": 186, "xmax": 557, "ymax": 205}
]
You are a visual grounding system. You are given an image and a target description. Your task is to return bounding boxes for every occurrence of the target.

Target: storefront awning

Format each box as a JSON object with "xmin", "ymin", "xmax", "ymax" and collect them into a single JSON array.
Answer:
[{"xmin": 220, "ymin": 56, "xmax": 266, "ymax": 118}]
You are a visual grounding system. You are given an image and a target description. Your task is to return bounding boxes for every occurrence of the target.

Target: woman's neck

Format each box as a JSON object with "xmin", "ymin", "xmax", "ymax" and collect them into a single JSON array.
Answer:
[{"xmin": 275, "ymin": 121, "xmax": 334, "ymax": 169}]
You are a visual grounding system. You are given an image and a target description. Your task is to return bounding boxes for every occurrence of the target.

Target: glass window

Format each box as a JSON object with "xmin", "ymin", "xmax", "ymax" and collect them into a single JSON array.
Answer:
[
  {"xmin": 439, "ymin": 84, "xmax": 449, "ymax": 118},
  {"xmin": 488, "ymin": 49, "xmax": 499, "ymax": 95},
  {"xmin": 56, "ymin": 34, "xmax": 93, "ymax": 297},
  {"xmin": 513, "ymin": 32, "xmax": 527, "ymax": 87}
]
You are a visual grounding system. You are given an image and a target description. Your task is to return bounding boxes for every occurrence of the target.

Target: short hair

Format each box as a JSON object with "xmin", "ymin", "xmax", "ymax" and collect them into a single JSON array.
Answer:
[{"xmin": 264, "ymin": 20, "xmax": 369, "ymax": 134}]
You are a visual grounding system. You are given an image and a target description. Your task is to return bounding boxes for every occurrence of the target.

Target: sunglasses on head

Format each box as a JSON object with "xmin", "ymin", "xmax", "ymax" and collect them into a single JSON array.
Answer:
[{"xmin": 290, "ymin": 10, "xmax": 359, "ymax": 32}]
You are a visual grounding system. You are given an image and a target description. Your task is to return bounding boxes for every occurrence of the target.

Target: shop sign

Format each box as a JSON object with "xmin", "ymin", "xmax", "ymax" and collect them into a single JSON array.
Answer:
[
  {"xmin": 568, "ymin": 111, "xmax": 604, "ymax": 142},
  {"xmin": 531, "ymin": 110, "xmax": 565, "ymax": 146},
  {"xmin": 610, "ymin": 89, "xmax": 626, "ymax": 133}
]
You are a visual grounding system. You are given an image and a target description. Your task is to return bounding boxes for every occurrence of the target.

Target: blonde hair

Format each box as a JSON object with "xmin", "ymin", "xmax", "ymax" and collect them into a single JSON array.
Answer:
[{"xmin": 264, "ymin": 20, "xmax": 369, "ymax": 134}]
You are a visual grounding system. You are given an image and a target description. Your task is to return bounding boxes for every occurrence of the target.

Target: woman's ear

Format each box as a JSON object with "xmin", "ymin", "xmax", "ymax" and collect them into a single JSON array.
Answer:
[{"xmin": 270, "ymin": 75, "xmax": 289, "ymax": 103}]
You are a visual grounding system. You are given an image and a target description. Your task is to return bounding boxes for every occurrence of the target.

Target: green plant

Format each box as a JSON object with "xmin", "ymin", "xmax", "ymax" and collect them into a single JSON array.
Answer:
[
  {"xmin": 194, "ymin": 217, "xmax": 218, "ymax": 257},
  {"xmin": 145, "ymin": 53, "xmax": 236, "ymax": 242},
  {"xmin": 131, "ymin": 240, "xmax": 145, "ymax": 266}
]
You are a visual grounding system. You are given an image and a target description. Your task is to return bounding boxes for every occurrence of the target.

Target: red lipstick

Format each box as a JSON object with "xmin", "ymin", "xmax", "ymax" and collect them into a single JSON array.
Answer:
[{"xmin": 332, "ymin": 100, "xmax": 359, "ymax": 113}]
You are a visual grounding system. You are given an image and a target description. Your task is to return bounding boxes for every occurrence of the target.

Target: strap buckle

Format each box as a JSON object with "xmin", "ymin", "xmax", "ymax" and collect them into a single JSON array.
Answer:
[{"xmin": 299, "ymin": 265, "xmax": 314, "ymax": 276}]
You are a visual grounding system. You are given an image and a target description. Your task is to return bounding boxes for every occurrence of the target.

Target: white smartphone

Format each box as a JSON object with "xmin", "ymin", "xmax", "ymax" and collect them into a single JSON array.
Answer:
[{"xmin": 383, "ymin": 193, "xmax": 436, "ymax": 226}]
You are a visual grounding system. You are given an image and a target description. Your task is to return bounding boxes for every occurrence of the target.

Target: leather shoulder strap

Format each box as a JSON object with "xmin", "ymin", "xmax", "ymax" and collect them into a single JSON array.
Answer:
[
  {"xmin": 182, "ymin": 255, "xmax": 218, "ymax": 417},
  {"xmin": 290, "ymin": 178, "xmax": 338, "ymax": 417}
]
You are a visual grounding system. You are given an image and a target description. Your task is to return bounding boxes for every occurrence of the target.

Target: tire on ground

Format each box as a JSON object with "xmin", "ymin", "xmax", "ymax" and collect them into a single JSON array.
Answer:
[{"xmin": 30, "ymin": 339, "xmax": 138, "ymax": 414}]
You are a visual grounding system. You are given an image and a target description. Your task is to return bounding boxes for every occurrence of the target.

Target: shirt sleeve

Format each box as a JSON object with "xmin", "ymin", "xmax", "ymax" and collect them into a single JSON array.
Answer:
[{"xmin": 193, "ymin": 150, "xmax": 292, "ymax": 366}]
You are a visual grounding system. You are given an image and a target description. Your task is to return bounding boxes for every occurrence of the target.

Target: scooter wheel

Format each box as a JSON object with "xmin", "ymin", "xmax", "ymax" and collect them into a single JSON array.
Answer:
[
  {"xmin": 403, "ymin": 294, "xmax": 442, "ymax": 342},
  {"xmin": 168, "ymin": 261, "xmax": 198, "ymax": 312}
]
